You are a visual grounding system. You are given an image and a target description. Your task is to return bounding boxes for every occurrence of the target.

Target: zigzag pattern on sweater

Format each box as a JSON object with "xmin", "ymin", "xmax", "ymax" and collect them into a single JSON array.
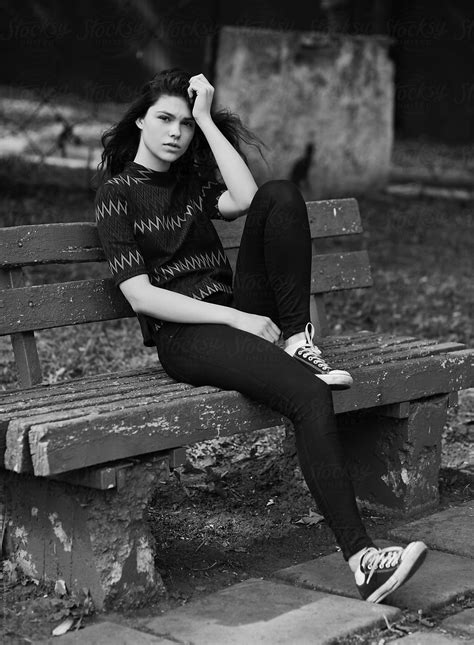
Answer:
[
  {"xmin": 133, "ymin": 180, "xmax": 221, "ymax": 234},
  {"xmin": 184, "ymin": 180, "xmax": 221, "ymax": 219},
  {"xmin": 108, "ymin": 249, "xmax": 144, "ymax": 275},
  {"xmin": 192, "ymin": 281, "xmax": 233, "ymax": 300},
  {"xmin": 154, "ymin": 249, "xmax": 228, "ymax": 280},
  {"xmin": 106, "ymin": 169, "xmax": 154, "ymax": 186},
  {"xmin": 134, "ymin": 211, "xmax": 188, "ymax": 234},
  {"xmin": 96, "ymin": 198, "xmax": 128, "ymax": 221}
]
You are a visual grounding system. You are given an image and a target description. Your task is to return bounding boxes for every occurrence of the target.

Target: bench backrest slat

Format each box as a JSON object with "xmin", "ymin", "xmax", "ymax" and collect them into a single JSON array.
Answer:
[
  {"xmin": 215, "ymin": 198, "xmax": 362, "ymax": 249},
  {"xmin": 0, "ymin": 251, "xmax": 371, "ymax": 335},
  {"xmin": 1, "ymin": 198, "xmax": 362, "ymax": 268},
  {"xmin": 0, "ymin": 278, "xmax": 133, "ymax": 334}
]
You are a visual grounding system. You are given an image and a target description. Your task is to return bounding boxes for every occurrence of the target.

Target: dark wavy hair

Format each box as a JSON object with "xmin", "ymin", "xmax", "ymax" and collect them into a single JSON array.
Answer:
[{"xmin": 96, "ymin": 68, "xmax": 266, "ymax": 184}]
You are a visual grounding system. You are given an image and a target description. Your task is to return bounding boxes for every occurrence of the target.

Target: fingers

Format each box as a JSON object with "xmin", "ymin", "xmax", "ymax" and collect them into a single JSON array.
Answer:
[
  {"xmin": 189, "ymin": 73, "xmax": 210, "ymax": 84},
  {"xmin": 264, "ymin": 318, "xmax": 281, "ymax": 343},
  {"xmin": 188, "ymin": 73, "xmax": 214, "ymax": 98},
  {"xmin": 234, "ymin": 313, "xmax": 281, "ymax": 344},
  {"xmin": 272, "ymin": 322, "xmax": 281, "ymax": 338}
]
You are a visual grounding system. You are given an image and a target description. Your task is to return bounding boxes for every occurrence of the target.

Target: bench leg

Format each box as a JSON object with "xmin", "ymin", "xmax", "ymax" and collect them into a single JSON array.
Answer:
[
  {"xmin": 339, "ymin": 394, "xmax": 450, "ymax": 518},
  {"xmin": 1, "ymin": 455, "xmax": 169, "ymax": 610}
]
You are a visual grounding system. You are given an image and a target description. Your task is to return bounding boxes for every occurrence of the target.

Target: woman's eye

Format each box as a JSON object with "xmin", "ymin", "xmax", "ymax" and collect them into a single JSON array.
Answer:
[{"xmin": 158, "ymin": 115, "xmax": 169, "ymax": 121}]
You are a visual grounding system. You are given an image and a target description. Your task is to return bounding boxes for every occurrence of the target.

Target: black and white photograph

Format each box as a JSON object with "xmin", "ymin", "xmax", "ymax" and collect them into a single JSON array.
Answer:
[{"xmin": 0, "ymin": 1, "xmax": 473, "ymax": 642}]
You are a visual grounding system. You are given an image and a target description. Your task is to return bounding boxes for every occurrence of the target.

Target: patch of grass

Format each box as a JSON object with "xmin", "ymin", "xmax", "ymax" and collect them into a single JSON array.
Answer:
[{"xmin": 325, "ymin": 193, "xmax": 473, "ymax": 345}]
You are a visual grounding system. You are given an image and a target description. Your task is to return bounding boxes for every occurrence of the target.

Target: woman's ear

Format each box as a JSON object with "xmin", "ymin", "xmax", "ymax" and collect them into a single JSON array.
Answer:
[{"xmin": 136, "ymin": 117, "xmax": 143, "ymax": 129}]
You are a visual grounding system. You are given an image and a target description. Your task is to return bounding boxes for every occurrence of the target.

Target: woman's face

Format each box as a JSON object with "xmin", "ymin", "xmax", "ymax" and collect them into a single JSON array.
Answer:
[{"xmin": 135, "ymin": 94, "xmax": 196, "ymax": 171}]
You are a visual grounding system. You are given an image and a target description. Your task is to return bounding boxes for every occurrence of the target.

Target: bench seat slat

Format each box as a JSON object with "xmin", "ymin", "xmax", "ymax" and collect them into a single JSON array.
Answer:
[
  {"xmin": 0, "ymin": 251, "xmax": 372, "ymax": 334},
  {"xmin": 0, "ymin": 332, "xmax": 467, "ymax": 467},
  {"xmin": 0, "ymin": 334, "xmax": 464, "ymax": 419},
  {"xmin": 0, "ymin": 370, "xmax": 172, "ymax": 415},
  {"xmin": 4, "ymin": 347, "xmax": 473, "ymax": 476},
  {"xmin": 0, "ymin": 365, "xmax": 170, "ymax": 404},
  {"xmin": 350, "ymin": 341, "xmax": 466, "ymax": 366},
  {"xmin": 336, "ymin": 340, "xmax": 466, "ymax": 364},
  {"xmin": 0, "ymin": 332, "xmax": 439, "ymax": 413},
  {"xmin": 26, "ymin": 390, "xmax": 287, "ymax": 476},
  {"xmin": 4, "ymin": 382, "xmax": 227, "ymax": 474},
  {"xmin": 2, "ymin": 381, "xmax": 191, "ymax": 426},
  {"xmin": 0, "ymin": 199, "xmax": 361, "ymax": 267},
  {"xmin": 2, "ymin": 338, "xmax": 464, "ymax": 442}
]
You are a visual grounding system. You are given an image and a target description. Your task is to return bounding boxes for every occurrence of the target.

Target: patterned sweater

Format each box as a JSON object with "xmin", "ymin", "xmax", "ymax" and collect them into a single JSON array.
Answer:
[{"xmin": 95, "ymin": 161, "xmax": 234, "ymax": 346}]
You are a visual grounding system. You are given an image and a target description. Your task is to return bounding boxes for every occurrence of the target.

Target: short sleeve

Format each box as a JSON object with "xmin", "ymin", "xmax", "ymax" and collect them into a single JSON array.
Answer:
[
  {"xmin": 201, "ymin": 178, "xmax": 227, "ymax": 220},
  {"xmin": 94, "ymin": 182, "xmax": 148, "ymax": 287}
]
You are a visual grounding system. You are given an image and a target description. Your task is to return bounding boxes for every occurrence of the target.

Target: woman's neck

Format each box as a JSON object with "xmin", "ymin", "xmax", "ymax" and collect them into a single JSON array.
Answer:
[{"xmin": 134, "ymin": 143, "xmax": 170, "ymax": 172}]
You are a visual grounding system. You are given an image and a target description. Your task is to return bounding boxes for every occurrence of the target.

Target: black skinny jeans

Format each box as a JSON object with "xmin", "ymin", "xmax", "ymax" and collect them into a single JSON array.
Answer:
[{"xmin": 154, "ymin": 180, "xmax": 375, "ymax": 560}]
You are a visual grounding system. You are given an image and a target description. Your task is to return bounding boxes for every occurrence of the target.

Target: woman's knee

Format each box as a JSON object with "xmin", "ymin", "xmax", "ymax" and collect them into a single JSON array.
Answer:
[
  {"xmin": 256, "ymin": 179, "xmax": 304, "ymax": 206},
  {"xmin": 278, "ymin": 376, "xmax": 335, "ymax": 424},
  {"xmin": 300, "ymin": 382, "xmax": 334, "ymax": 416}
]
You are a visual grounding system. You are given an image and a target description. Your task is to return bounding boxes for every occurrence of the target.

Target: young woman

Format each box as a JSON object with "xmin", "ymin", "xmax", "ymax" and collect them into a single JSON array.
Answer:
[{"xmin": 95, "ymin": 68, "xmax": 427, "ymax": 604}]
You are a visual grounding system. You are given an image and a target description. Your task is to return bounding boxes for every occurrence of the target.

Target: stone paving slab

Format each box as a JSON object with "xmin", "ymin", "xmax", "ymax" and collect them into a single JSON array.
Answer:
[
  {"xmin": 441, "ymin": 607, "xmax": 474, "ymax": 638},
  {"xmin": 144, "ymin": 578, "xmax": 400, "ymax": 645},
  {"xmin": 390, "ymin": 632, "xmax": 467, "ymax": 644},
  {"xmin": 274, "ymin": 540, "xmax": 474, "ymax": 612},
  {"xmin": 35, "ymin": 621, "xmax": 173, "ymax": 644},
  {"xmin": 388, "ymin": 501, "xmax": 474, "ymax": 559}
]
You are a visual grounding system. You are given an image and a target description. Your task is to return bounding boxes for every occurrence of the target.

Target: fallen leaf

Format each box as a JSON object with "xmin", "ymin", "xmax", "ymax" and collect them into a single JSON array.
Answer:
[
  {"xmin": 52, "ymin": 616, "xmax": 75, "ymax": 636},
  {"xmin": 294, "ymin": 510, "xmax": 324, "ymax": 526},
  {"xmin": 54, "ymin": 579, "xmax": 68, "ymax": 597}
]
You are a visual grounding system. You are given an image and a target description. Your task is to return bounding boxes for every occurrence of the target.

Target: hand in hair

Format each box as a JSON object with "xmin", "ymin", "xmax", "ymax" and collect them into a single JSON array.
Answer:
[{"xmin": 188, "ymin": 73, "xmax": 214, "ymax": 124}]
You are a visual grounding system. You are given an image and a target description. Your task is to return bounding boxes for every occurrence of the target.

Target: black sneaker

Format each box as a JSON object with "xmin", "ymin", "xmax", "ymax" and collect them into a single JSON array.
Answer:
[
  {"xmin": 355, "ymin": 542, "xmax": 428, "ymax": 603},
  {"xmin": 285, "ymin": 322, "xmax": 353, "ymax": 390}
]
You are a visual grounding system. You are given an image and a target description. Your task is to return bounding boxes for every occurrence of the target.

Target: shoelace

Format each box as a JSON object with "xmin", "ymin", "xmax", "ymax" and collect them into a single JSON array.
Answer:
[
  {"xmin": 298, "ymin": 322, "xmax": 332, "ymax": 370},
  {"xmin": 299, "ymin": 349, "xmax": 331, "ymax": 371},
  {"xmin": 362, "ymin": 547, "xmax": 403, "ymax": 583},
  {"xmin": 303, "ymin": 322, "xmax": 318, "ymax": 350}
]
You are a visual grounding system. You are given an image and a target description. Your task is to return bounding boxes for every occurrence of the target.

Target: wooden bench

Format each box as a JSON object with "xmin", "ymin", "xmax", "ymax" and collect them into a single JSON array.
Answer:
[{"xmin": 1, "ymin": 198, "xmax": 473, "ymax": 610}]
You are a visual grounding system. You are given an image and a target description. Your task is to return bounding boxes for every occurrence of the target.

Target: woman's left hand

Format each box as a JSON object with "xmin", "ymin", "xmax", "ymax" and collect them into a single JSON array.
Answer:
[{"xmin": 188, "ymin": 74, "xmax": 214, "ymax": 123}]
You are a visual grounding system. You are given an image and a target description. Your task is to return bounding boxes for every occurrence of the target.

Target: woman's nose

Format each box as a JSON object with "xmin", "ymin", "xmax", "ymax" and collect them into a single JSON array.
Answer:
[{"xmin": 169, "ymin": 123, "xmax": 181, "ymax": 138}]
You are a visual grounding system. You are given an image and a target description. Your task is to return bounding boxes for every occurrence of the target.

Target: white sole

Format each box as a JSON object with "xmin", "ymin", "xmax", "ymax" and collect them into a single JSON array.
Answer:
[
  {"xmin": 287, "ymin": 350, "xmax": 353, "ymax": 390},
  {"xmin": 316, "ymin": 371, "xmax": 353, "ymax": 390},
  {"xmin": 366, "ymin": 541, "xmax": 428, "ymax": 603}
]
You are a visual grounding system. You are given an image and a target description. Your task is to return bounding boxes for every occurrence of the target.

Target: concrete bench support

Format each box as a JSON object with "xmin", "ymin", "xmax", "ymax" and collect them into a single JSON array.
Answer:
[
  {"xmin": 1, "ymin": 454, "xmax": 169, "ymax": 610},
  {"xmin": 340, "ymin": 394, "xmax": 450, "ymax": 517}
]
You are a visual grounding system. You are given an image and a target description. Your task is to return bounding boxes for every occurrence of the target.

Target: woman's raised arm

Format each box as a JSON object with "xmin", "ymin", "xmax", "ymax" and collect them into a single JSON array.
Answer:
[{"xmin": 188, "ymin": 74, "xmax": 258, "ymax": 218}]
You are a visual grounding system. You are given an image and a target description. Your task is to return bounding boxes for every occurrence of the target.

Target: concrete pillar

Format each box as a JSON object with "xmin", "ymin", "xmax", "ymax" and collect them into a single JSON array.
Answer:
[
  {"xmin": 1, "ymin": 455, "xmax": 169, "ymax": 610},
  {"xmin": 339, "ymin": 394, "xmax": 449, "ymax": 517},
  {"xmin": 215, "ymin": 27, "xmax": 394, "ymax": 199}
]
